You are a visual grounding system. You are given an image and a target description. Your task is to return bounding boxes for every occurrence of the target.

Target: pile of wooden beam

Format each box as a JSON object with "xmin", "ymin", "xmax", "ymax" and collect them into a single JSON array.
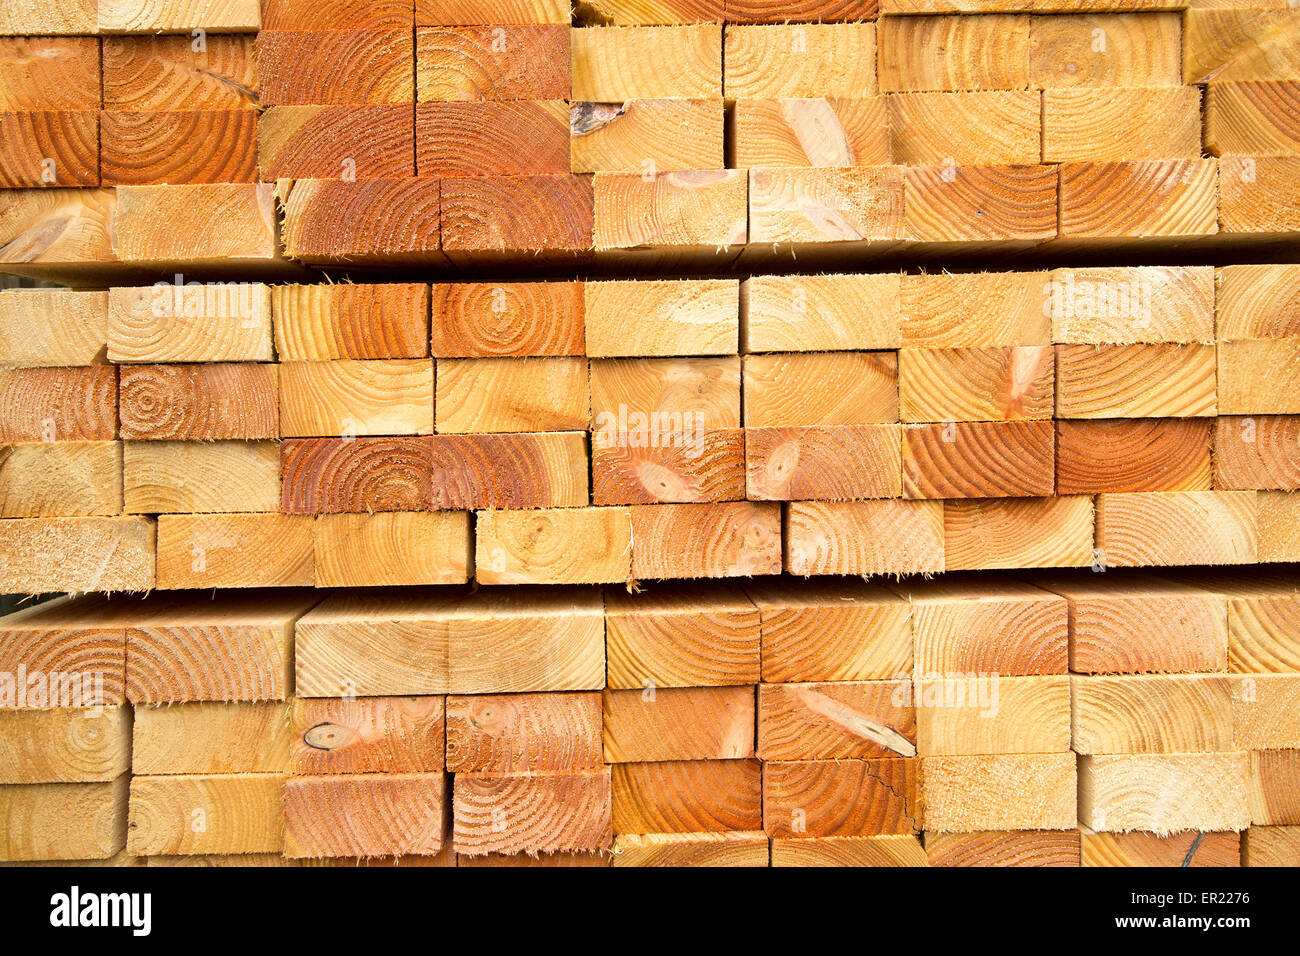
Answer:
[
  {"xmin": 2, "ymin": 568, "xmax": 1297, "ymax": 865},
  {"xmin": 1, "ymin": 4, "xmax": 1298, "ymax": 277},
  {"xmin": 2, "ymin": 0, "xmax": 1300, "ymax": 869},
  {"xmin": 4, "ymin": 265, "xmax": 1300, "ymax": 592}
]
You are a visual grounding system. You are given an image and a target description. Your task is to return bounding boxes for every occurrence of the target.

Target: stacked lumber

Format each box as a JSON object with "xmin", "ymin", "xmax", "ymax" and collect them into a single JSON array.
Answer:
[
  {"xmin": 2, "ymin": 566, "xmax": 1295, "ymax": 865},
  {"xmin": 6, "ymin": 266, "xmax": 1300, "ymax": 591},
  {"xmin": 1, "ymin": 0, "xmax": 1299, "ymax": 873},
  {"xmin": 2, "ymin": 5, "xmax": 1299, "ymax": 278}
]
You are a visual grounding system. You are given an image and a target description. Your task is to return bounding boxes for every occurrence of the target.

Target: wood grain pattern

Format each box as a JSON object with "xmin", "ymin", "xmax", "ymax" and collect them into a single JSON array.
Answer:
[
  {"xmin": 1079, "ymin": 753, "xmax": 1250, "ymax": 835},
  {"xmin": 1082, "ymin": 829, "xmax": 1239, "ymax": 868},
  {"xmin": 1244, "ymin": 827, "xmax": 1300, "ymax": 867},
  {"xmin": 614, "ymin": 831, "xmax": 767, "ymax": 867},
  {"xmin": 428, "ymin": 433, "xmax": 589, "ymax": 509},
  {"xmin": 604, "ymin": 686, "xmax": 754, "ymax": 763},
  {"xmin": 441, "ymin": 174, "xmax": 593, "ymax": 253},
  {"xmin": 593, "ymin": 169, "xmax": 748, "ymax": 250},
  {"xmin": 274, "ymin": 283, "xmax": 429, "ymax": 361},
  {"xmin": 724, "ymin": 23, "xmax": 876, "ymax": 98},
  {"xmin": 900, "ymin": 346, "xmax": 1053, "ymax": 422},
  {"xmin": 0, "ymin": 517, "xmax": 155, "ymax": 593},
  {"xmin": 101, "ymin": 110, "xmax": 257, "ymax": 185},
  {"xmin": 436, "ymin": 357, "xmax": 587, "ymax": 433},
  {"xmin": 878, "ymin": 14, "xmax": 1030, "ymax": 92},
  {"xmin": 570, "ymin": 99, "xmax": 723, "ymax": 174},
  {"xmin": 313, "ymin": 512, "xmax": 472, "ymax": 587},
  {"xmin": 749, "ymin": 579, "xmax": 910, "ymax": 683},
  {"xmin": 571, "ymin": 24, "xmax": 721, "ymax": 99},
  {"xmin": 132, "ymin": 701, "xmax": 289, "ymax": 774},
  {"xmin": 1055, "ymin": 344, "xmax": 1216, "ymax": 418},
  {"xmin": 0, "ymin": 289, "xmax": 107, "ymax": 368},
  {"xmin": 258, "ymin": 106, "xmax": 415, "ymax": 181},
  {"xmin": 279, "ymin": 359, "xmax": 433, "ymax": 437},
  {"xmin": 0, "ymin": 777, "xmax": 127, "ymax": 861},
  {"xmin": 102, "ymin": 35, "xmax": 257, "ymax": 111},
  {"xmin": 744, "ymin": 351, "xmax": 898, "ymax": 426},
  {"xmin": 1048, "ymin": 266, "xmax": 1215, "ymax": 345},
  {"xmin": 743, "ymin": 273, "xmax": 900, "ymax": 352},
  {"xmin": 119, "ymin": 364, "xmax": 276, "ymax": 441},
  {"xmin": 592, "ymin": 356, "xmax": 740, "ymax": 427},
  {"xmin": 1043, "ymin": 87, "xmax": 1200, "ymax": 162},
  {"xmin": 125, "ymin": 592, "xmax": 317, "ymax": 702},
  {"xmin": 764, "ymin": 758, "xmax": 921, "ymax": 837},
  {"xmin": 294, "ymin": 587, "xmax": 604, "ymax": 697},
  {"xmin": 901, "ymin": 271, "xmax": 1048, "ymax": 348},
  {"xmin": 128, "ymin": 774, "xmax": 284, "ymax": 857},
  {"xmin": 115, "ymin": 184, "xmax": 276, "ymax": 263},
  {"xmin": 284, "ymin": 774, "xmax": 448, "ymax": 858},
  {"xmin": 889, "ymin": 90, "xmax": 1039, "ymax": 166},
  {"xmin": 446, "ymin": 692, "xmax": 602, "ymax": 772},
  {"xmin": 0, "ymin": 366, "xmax": 116, "ymax": 442},
  {"xmin": 604, "ymin": 582, "xmax": 761, "ymax": 689},
  {"xmin": 280, "ymin": 437, "xmax": 431, "ymax": 514},
  {"xmin": 1058, "ymin": 160, "xmax": 1218, "ymax": 238},
  {"xmin": 1183, "ymin": 8, "xmax": 1300, "ymax": 84},
  {"xmin": 0, "ymin": 707, "xmax": 131, "ymax": 784},
  {"xmin": 943, "ymin": 496, "xmax": 1094, "ymax": 570},
  {"xmin": 0, "ymin": 188, "xmax": 116, "ymax": 266},
  {"xmin": 1072, "ymin": 675, "xmax": 1233, "ymax": 753},
  {"xmin": 0, "ymin": 110, "xmax": 99, "ymax": 188},
  {"xmin": 1250, "ymin": 750, "xmax": 1300, "ymax": 825},
  {"xmin": 904, "ymin": 164, "xmax": 1057, "ymax": 242},
  {"xmin": 733, "ymin": 97, "xmax": 890, "ymax": 168},
  {"xmin": 785, "ymin": 499, "xmax": 944, "ymax": 575},
  {"xmin": 1216, "ymin": 416, "xmax": 1300, "ymax": 491},
  {"xmin": 1096, "ymin": 491, "xmax": 1258, "ymax": 567},
  {"xmin": 108, "ymin": 284, "xmax": 271, "ymax": 363},
  {"xmin": 1057, "ymin": 419, "xmax": 1212, "ymax": 494},
  {"xmin": 916, "ymin": 676, "xmax": 1071, "ymax": 755},
  {"xmin": 476, "ymin": 506, "xmax": 632, "ymax": 585},
  {"xmin": 759, "ymin": 681, "xmax": 914, "ymax": 760},
  {"xmin": 278, "ymin": 178, "xmax": 441, "ymax": 263},
  {"xmin": 585, "ymin": 279, "xmax": 738, "ymax": 357},
  {"xmin": 630, "ymin": 501, "xmax": 782, "ymax": 579},
  {"xmin": 0, "ymin": 441, "xmax": 123, "ymax": 517},
  {"xmin": 745, "ymin": 425, "xmax": 901, "ymax": 501},
  {"xmin": 613, "ymin": 759, "xmax": 761, "ymax": 833},
  {"xmin": 1219, "ymin": 340, "xmax": 1300, "ymax": 414},
  {"xmin": 418, "ymin": 101, "xmax": 569, "ymax": 176},
  {"xmin": 1029, "ymin": 12, "xmax": 1181, "ymax": 87},
  {"xmin": 749, "ymin": 166, "xmax": 906, "ymax": 244},
  {"xmin": 291, "ymin": 697, "xmax": 445, "ymax": 775},
  {"xmin": 903, "ymin": 421, "xmax": 1055, "ymax": 498},
  {"xmin": 1207, "ymin": 81, "xmax": 1300, "ymax": 157},
  {"xmin": 431, "ymin": 282, "xmax": 582, "ymax": 357},
  {"xmin": 416, "ymin": 25, "xmax": 570, "ymax": 101},
  {"xmin": 98, "ymin": 0, "xmax": 261, "ymax": 32},
  {"xmin": 592, "ymin": 428, "xmax": 746, "ymax": 504},
  {"xmin": 0, "ymin": 37, "xmax": 100, "ymax": 110},
  {"xmin": 453, "ymin": 769, "xmax": 612, "ymax": 856},
  {"xmin": 1032, "ymin": 574, "xmax": 1228, "ymax": 675},
  {"xmin": 927, "ymin": 830, "xmax": 1080, "ymax": 867},
  {"xmin": 258, "ymin": 30, "xmax": 413, "ymax": 105},
  {"xmin": 773, "ymin": 835, "xmax": 927, "ymax": 868},
  {"xmin": 903, "ymin": 576, "xmax": 1068, "ymax": 676},
  {"xmin": 923, "ymin": 754, "xmax": 1076, "ymax": 832},
  {"xmin": 1218, "ymin": 264, "xmax": 1300, "ymax": 340}
]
